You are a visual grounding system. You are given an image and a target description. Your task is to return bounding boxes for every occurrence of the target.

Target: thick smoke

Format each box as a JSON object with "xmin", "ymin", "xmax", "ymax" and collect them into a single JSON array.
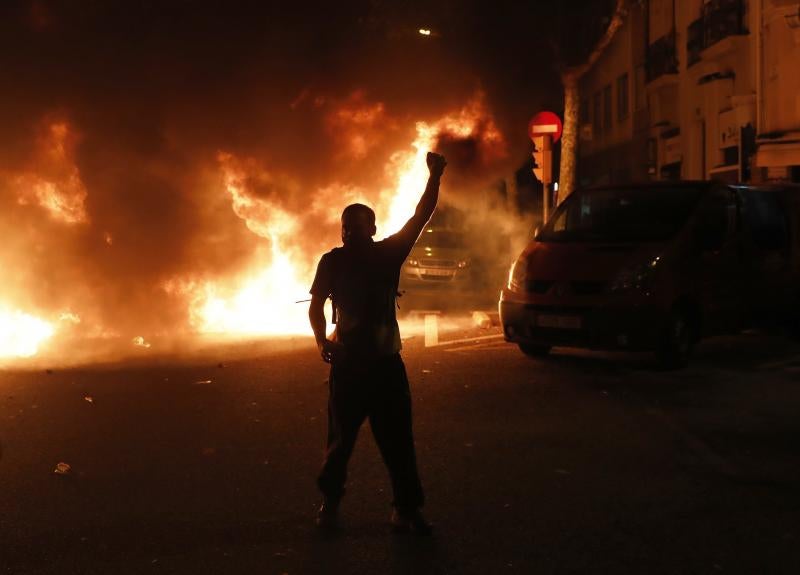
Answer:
[{"xmin": 0, "ymin": 1, "xmax": 546, "ymax": 361}]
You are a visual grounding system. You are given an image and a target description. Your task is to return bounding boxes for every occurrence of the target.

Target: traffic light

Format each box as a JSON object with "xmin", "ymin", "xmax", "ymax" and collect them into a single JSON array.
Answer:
[{"xmin": 531, "ymin": 135, "xmax": 552, "ymax": 184}]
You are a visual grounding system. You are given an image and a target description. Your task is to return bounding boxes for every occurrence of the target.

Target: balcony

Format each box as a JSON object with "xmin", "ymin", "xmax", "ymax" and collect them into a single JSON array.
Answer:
[
  {"xmin": 687, "ymin": 19, "xmax": 703, "ymax": 67},
  {"xmin": 647, "ymin": 30, "xmax": 678, "ymax": 84},
  {"xmin": 686, "ymin": 0, "xmax": 747, "ymax": 67},
  {"xmin": 705, "ymin": 0, "xmax": 746, "ymax": 47}
]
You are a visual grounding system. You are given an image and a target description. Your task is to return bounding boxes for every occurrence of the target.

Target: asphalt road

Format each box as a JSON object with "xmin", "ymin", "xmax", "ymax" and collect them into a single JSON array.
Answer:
[{"xmin": 2, "ymin": 324, "xmax": 800, "ymax": 574}]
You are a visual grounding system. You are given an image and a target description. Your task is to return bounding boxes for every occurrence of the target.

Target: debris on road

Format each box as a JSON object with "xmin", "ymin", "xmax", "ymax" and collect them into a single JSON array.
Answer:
[
  {"xmin": 472, "ymin": 310, "xmax": 500, "ymax": 328},
  {"xmin": 132, "ymin": 336, "xmax": 151, "ymax": 349},
  {"xmin": 54, "ymin": 462, "xmax": 72, "ymax": 475},
  {"xmin": 472, "ymin": 311, "xmax": 492, "ymax": 329},
  {"xmin": 84, "ymin": 396, "xmax": 94, "ymax": 404}
]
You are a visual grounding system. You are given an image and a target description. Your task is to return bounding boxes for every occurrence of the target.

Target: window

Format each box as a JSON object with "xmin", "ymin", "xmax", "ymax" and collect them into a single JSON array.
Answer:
[
  {"xmin": 694, "ymin": 195, "xmax": 731, "ymax": 252},
  {"xmin": 580, "ymin": 99, "xmax": 589, "ymax": 124},
  {"xmin": 538, "ymin": 187, "xmax": 703, "ymax": 243},
  {"xmin": 593, "ymin": 91, "xmax": 602, "ymax": 135},
  {"xmin": 617, "ymin": 73, "xmax": 629, "ymax": 121},
  {"xmin": 603, "ymin": 85, "xmax": 612, "ymax": 132},
  {"xmin": 740, "ymin": 190, "xmax": 789, "ymax": 252}
]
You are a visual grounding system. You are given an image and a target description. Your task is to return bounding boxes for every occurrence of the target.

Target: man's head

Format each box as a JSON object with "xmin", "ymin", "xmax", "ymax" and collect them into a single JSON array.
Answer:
[{"xmin": 341, "ymin": 203, "xmax": 376, "ymax": 247}]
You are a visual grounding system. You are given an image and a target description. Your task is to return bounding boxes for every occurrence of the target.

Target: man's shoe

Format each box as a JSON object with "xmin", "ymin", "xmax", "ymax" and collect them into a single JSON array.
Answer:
[
  {"xmin": 390, "ymin": 508, "xmax": 433, "ymax": 536},
  {"xmin": 316, "ymin": 499, "xmax": 340, "ymax": 530}
]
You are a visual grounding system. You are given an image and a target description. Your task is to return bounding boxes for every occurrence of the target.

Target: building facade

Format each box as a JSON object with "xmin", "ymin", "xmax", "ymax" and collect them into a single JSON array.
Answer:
[{"xmin": 578, "ymin": 0, "xmax": 800, "ymax": 186}]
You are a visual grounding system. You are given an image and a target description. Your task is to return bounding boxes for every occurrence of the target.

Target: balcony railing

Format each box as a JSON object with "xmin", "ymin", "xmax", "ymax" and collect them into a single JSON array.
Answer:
[
  {"xmin": 704, "ymin": 0, "xmax": 746, "ymax": 47},
  {"xmin": 647, "ymin": 30, "xmax": 678, "ymax": 83},
  {"xmin": 687, "ymin": 0, "xmax": 747, "ymax": 66}
]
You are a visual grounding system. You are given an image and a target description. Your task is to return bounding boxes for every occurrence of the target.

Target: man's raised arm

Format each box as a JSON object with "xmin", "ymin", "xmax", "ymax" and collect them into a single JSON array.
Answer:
[{"xmin": 395, "ymin": 152, "xmax": 447, "ymax": 249}]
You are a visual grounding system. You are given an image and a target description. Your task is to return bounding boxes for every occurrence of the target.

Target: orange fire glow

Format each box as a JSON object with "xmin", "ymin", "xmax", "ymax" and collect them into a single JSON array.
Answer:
[
  {"xmin": 14, "ymin": 122, "xmax": 89, "ymax": 224},
  {"xmin": 0, "ymin": 120, "xmax": 88, "ymax": 360},
  {"xmin": 185, "ymin": 94, "xmax": 504, "ymax": 336},
  {"xmin": 0, "ymin": 95, "xmax": 505, "ymax": 360},
  {"xmin": 183, "ymin": 153, "xmax": 314, "ymax": 335},
  {"xmin": 0, "ymin": 308, "xmax": 55, "ymax": 359}
]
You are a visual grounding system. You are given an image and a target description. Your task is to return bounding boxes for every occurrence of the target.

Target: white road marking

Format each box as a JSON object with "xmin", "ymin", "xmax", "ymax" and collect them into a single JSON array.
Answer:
[
  {"xmin": 757, "ymin": 353, "xmax": 800, "ymax": 370},
  {"xmin": 444, "ymin": 339, "xmax": 514, "ymax": 353},
  {"xmin": 428, "ymin": 333, "xmax": 505, "ymax": 348}
]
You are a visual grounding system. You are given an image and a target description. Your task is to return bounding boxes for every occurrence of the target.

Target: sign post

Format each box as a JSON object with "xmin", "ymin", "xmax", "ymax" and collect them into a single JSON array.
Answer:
[
  {"xmin": 532, "ymin": 134, "xmax": 553, "ymax": 221},
  {"xmin": 528, "ymin": 111, "xmax": 563, "ymax": 223}
]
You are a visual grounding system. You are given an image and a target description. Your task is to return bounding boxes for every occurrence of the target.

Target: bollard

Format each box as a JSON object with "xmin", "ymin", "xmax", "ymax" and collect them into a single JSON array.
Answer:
[{"xmin": 424, "ymin": 313, "xmax": 439, "ymax": 347}]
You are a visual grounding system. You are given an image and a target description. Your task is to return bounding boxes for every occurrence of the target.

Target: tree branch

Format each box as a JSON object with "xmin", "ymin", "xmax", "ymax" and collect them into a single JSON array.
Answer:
[{"xmin": 562, "ymin": 0, "xmax": 628, "ymax": 82}]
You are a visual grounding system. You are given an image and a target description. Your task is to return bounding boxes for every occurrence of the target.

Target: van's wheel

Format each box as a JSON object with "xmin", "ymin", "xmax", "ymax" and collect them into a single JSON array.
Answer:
[
  {"xmin": 655, "ymin": 309, "xmax": 694, "ymax": 370},
  {"xmin": 518, "ymin": 343, "xmax": 551, "ymax": 357}
]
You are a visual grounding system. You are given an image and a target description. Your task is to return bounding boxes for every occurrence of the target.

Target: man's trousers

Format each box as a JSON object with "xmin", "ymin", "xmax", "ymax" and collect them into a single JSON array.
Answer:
[{"xmin": 317, "ymin": 353, "xmax": 424, "ymax": 511}]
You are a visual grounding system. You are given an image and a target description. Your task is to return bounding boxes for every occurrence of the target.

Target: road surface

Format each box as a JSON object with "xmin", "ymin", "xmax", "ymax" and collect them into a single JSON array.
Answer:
[{"xmin": 2, "ymin": 322, "xmax": 799, "ymax": 573}]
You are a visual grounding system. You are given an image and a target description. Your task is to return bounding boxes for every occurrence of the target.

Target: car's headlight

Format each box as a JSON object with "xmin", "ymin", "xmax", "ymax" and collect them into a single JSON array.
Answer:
[
  {"xmin": 407, "ymin": 259, "xmax": 419, "ymax": 267},
  {"xmin": 457, "ymin": 260, "xmax": 468, "ymax": 269},
  {"xmin": 610, "ymin": 257, "xmax": 661, "ymax": 293},
  {"xmin": 507, "ymin": 257, "xmax": 527, "ymax": 291}
]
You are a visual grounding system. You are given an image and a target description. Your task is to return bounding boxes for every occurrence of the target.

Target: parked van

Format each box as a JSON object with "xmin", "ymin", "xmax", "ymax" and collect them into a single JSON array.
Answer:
[{"xmin": 499, "ymin": 181, "xmax": 800, "ymax": 368}]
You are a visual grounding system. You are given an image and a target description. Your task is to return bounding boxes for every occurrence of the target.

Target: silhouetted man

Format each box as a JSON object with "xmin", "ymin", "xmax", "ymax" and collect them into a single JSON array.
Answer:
[{"xmin": 308, "ymin": 151, "xmax": 447, "ymax": 535}]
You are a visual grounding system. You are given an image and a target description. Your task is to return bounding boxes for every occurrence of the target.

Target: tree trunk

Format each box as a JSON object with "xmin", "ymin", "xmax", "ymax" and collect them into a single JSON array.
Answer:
[
  {"xmin": 558, "ymin": 75, "xmax": 579, "ymax": 205},
  {"xmin": 556, "ymin": 0, "xmax": 628, "ymax": 202}
]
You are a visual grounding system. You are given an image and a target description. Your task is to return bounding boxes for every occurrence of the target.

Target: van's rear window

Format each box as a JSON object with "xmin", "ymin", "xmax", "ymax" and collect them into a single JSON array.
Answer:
[{"xmin": 538, "ymin": 187, "xmax": 703, "ymax": 243}]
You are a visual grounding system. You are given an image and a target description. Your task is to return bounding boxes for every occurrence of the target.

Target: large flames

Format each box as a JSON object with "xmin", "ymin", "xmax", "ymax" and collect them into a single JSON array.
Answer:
[
  {"xmin": 0, "ymin": 308, "xmax": 55, "ymax": 359},
  {"xmin": 0, "ymin": 94, "xmax": 505, "ymax": 359},
  {"xmin": 0, "ymin": 121, "xmax": 87, "ymax": 360},
  {"xmin": 183, "ymin": 94, "xmax": 504, "ymax": 337}
]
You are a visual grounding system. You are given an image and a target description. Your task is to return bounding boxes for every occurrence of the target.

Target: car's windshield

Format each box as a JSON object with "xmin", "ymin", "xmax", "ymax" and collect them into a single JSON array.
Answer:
[
  {"xmin": 538, "ymin": 187, "xmax": 703, "ymax": 243},
  {"xmin": 416, "ymin": 230, "xmax": 465, "ymax": 249}
]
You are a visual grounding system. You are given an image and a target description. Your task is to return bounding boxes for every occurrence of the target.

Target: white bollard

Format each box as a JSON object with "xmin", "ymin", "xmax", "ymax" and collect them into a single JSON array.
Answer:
[{"xmin": 424, "ymin": 313, "xmax": 439, "ymax": 347}]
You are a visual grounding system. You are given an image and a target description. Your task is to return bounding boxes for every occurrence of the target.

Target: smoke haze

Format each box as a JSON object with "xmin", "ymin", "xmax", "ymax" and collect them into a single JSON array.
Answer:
[{"xmin": 0, "ymin": 1, "xmax": 550, "ymax": 360}]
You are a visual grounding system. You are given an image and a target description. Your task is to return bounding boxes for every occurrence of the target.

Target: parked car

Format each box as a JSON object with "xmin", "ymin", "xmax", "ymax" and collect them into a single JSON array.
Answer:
[
  {"xmin": 499, "ymin": 181, "xmax": 800, "ymax": 368},
  {"xmin": 400, "ymin": 226, "xmax": 472, "ymax": 294}
]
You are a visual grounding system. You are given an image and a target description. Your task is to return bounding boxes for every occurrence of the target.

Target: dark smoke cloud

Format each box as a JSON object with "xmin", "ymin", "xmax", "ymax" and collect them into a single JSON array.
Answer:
[{"xmin": 0, "ymin": 0, "xmax": 552, "ymax": 347}]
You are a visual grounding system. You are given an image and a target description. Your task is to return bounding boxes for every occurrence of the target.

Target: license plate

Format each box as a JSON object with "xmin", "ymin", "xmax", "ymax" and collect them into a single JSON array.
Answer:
[
  {"xmin": 420, "ymin": 268, "xmax": 453, "ymax": 276},
  {"xmin": 536, "ymin": 314, "xmax": 582, "ymax": 329}
]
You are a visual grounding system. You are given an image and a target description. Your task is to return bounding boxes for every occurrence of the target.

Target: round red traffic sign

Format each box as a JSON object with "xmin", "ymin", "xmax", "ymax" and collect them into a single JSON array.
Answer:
[{"xmin": 528, "ymin": 111, "xmax": 563, "ymax": 144}]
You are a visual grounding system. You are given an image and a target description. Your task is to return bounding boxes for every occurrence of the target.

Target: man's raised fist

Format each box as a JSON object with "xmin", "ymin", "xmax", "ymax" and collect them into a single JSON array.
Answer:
[{"xmin": 426, "ymin": 152, "xmax": 447, "ymax": 178}]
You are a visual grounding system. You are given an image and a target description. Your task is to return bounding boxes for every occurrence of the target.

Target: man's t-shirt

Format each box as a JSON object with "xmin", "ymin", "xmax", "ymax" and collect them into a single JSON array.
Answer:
[{"xmin": 310, "ymin": 226, "xmax": 420, "ymax": 358}]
